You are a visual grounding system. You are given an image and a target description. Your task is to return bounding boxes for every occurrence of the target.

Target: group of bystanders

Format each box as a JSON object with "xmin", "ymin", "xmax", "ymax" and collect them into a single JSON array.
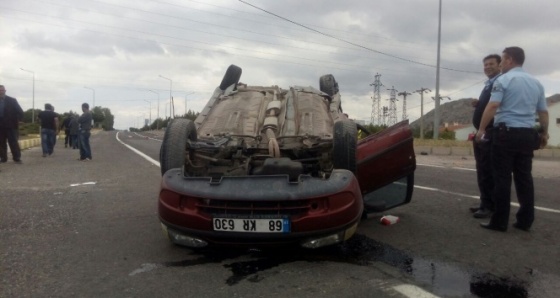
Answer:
[{"xmin": 0, "ymin": 84, "xmax": 94, "ymax": 170}]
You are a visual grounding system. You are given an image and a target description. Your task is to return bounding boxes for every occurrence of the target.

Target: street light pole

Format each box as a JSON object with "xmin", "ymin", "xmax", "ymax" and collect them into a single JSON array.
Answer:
[
  {"xmin": 20, "ymin": 68, "xmax": 35, "ymax": 123},
  {"xmin": 144, "ymin": 100, "xmax": 152, "ymax": 126},
  {"xmin": 84, "ymin": 86, "xmax": 95, "ymax": 108},
  {"xmin": 158, "ymin": 75, "xmax": 172, "ymax": 118}
]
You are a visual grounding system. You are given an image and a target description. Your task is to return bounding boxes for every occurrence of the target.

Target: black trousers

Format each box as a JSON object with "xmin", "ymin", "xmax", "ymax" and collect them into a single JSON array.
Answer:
[
  {"xmin": 0, "ymin": 127, "xmax": 21, "ymax": 161},
  {"xmin": 489, "ymin": 126, "xmax": 537, "ymax": 228},
  {"xmin": 473, "ymin": 128, "xmax": 494, "ymax": 211}
]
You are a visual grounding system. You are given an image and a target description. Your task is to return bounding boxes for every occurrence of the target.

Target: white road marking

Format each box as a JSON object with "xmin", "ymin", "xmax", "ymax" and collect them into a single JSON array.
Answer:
[
  {"xmin": 70, "ymin": 182, "xmax": 97, "ymax": 187},
  {"xmin": 393, "ymin": 284, "xmax": 441, "ymax": 298},
  {"xmin": 417, "ymin": 163, "xmax": 476, "ymax": 172},
  {"xmin": 116, "ymin": 132, "xmax": 161, "ymax": 167},
  {"xmin": 133, "ymin": 132, "xmax": 162, "ymax": 142},
  {"xmin": 129, "ymin": 263, "xmax": 160, "ymax": 276},
  {"xmin": 415, "ymin": 184, "xmax": 560, "ymax": 214}
]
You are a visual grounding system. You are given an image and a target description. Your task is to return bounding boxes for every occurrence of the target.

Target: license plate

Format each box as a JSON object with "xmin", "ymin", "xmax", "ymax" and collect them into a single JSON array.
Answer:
[{"xmin": 213, "ymin": 217, "xmax": 290, "ymax": 233}]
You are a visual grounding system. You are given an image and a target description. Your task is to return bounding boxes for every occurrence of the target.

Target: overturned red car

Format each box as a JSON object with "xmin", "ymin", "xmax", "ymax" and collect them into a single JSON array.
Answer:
[{"xmin": 158, "ymin": 65, "xmax": 416, "ymax": 249}]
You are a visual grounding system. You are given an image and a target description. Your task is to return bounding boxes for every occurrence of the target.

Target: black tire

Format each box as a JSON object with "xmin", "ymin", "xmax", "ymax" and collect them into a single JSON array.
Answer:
[
  {"xmin": 319, "ymin": 74, "xmax": 339, "ymax": 96},
  {"xmin": 219, "ymin": 65, "xmax": 242, "ymax": 91},
  {"xmin": 333, "ymin": 120, "xmax": 357, "ymax": 173},
  {"xmin": 160, "ymin": 119, "xmax": 197, "ymax": 176}
]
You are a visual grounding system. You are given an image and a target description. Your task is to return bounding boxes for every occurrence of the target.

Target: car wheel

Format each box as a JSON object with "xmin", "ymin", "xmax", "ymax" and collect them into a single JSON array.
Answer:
[
  {"xmin": 160, "ymin": 118, "xmax": 197, "ymax": 176},
  {"xmin": 219, "ymin": 64, "xmax": 242, "ymax": 91},
  {"xmin": 333, "ymin": 120, "xmax": 357, "ymax": 173},
  {"xmin": 319, "ymin": 74, "xmax": 339, "ymax": 96}
]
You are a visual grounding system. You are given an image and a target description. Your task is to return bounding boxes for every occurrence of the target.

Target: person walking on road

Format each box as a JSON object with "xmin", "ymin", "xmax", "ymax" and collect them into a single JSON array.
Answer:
[
  {"xmin": 476, "ymin": 46, "xmax": 549, "ymax": 232},
  {"xmin": 69, "ymin": 114, "xmax": 79, "ymax": 149},
  {"xmin": 37, "ymin": 103, "xmax": 60, "ymax": 157},
  {"xmin": 78, "ymin": 103, "xmax": 93, "ymax": 161},
  {"xmin": 0, "ymin": 84, "xmax": 24, "ymax": 164},
  {"xmin": 470, "ymin": 54, "xmax": 501, "ymax": 219}
]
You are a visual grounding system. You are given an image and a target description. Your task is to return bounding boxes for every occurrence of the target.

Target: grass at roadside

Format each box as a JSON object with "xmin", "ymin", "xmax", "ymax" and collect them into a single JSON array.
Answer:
[
  {"xmin": 19, "ymin": 134, "xmax": 41, "ymax": 140},
  {"xmin": 414, "ymin": 138, "xmax": 472, "ymax": 147}
]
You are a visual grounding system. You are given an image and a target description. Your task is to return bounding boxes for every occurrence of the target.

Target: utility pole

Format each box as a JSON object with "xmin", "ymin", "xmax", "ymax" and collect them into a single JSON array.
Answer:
[
  {"xmin": 370, "ymin": 73, "xmax": 383, "ymax": 125},
  {"xmin": 398, "ymin": 91, "xmax": 411, "ymax": 121},
  {"xmin": 414, "ymin": 87, "xmax": 431, "ymax": 139},
  {"xmin": 387, "ymin": 86, "xmax": 398, "ymax": 126},
  {"xmin": 433, "ymin": 0, "xmax": 443, "ymax": 139},
  {"xmin": 432, "ymin": 95, "xmax": 451, "ymax": 136}
]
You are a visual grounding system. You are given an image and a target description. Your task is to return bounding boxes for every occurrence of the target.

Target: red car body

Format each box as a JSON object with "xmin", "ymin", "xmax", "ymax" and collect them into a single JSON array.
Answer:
[{"xmin": 158, "ymin": 67, "xmax": 416, "ymax": 249}]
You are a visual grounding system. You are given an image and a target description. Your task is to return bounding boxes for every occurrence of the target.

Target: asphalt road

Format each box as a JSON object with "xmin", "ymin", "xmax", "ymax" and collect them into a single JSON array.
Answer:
[{"xmin": 1, "ymin": 130, "xmax": 559, "ymax": 298}]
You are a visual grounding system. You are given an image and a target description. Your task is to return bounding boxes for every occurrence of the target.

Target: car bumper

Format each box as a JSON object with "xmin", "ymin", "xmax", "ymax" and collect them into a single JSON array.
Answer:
[{"xmin": 158, "ymin": 169, "xmax": 364, "ymax": 248}]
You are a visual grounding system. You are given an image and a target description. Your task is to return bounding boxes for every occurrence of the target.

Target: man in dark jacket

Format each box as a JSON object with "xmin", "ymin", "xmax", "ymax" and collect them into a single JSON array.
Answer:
[
  {"xmin": 69, "ymin": 115, "xmax": 79, "ymax": 149},
  {"xmin": 78, "ymin": 103, "xmax": 93, "ymax": 161},
  {"xmin": 470, "ymin": 54, "xmax": 501, "ymax": 218},
  {"xmin": 37, "ymin": 103, "xmax": 60, "ymax": 157},
  {"xmin": 0, "ymin": 85, "xmax": 24, "ymax": 163}
]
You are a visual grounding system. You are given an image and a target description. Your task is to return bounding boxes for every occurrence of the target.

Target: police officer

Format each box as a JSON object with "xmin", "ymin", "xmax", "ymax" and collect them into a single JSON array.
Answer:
[
  {"xmin": 470, "ymin": 54, "xmax": 501, "ymax": 218},
  {"xmin": 476, "ymin": 47, "xmax": 549, "ymax": 232}
]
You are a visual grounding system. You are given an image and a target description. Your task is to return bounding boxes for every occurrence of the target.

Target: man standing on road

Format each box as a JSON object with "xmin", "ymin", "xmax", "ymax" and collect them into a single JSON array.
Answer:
[
  {"xmin": 78, "ymin": 103, "xmax": 93, "ymax": 161},
  {"xmin": 37, "ymin": 103, "xmax": 60, "ymax": 157},
  {"xmin": 470, "ymin": 54, "xmax": 501, "ymax": 219},
  {"xmin": 0, "ymin": 84, "xmax": 24, "ymax": 164},
  {"xmin": 476, "ymin": 46, "xmax": 549, "ymax": 232}
]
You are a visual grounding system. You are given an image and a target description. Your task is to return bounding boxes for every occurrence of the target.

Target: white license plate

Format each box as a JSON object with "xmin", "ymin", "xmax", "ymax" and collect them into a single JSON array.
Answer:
[{"xmin": 213, "ymin": 218, "xmax": 290, "ymax": 233}]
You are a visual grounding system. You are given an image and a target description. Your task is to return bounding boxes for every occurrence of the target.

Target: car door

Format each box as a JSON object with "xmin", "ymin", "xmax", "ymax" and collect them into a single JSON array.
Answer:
[{"xmin": 355, "ymin": 120, "xmax": 416, "ymax": 212}]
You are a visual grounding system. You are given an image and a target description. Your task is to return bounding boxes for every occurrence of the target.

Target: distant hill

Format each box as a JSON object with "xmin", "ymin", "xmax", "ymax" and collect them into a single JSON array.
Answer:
[{"xmin": 410, "ymin": 94, "xmax": 560, "ymax": 130}]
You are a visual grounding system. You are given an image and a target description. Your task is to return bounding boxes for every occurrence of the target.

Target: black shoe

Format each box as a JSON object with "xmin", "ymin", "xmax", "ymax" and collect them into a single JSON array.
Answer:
[
  {"xmin": 512, "ymin": 222, "xmax": 531, "ymax": 231},
  {"xmin": 480, "ymin": 222, "xmax": 507, "ymax": 232},
  {"xmin": 0, "ymin": 160, "xmax": 6, "ymax": 163},
  {"xmin": 473, "ymin": 209, "xmax": 493, "ymax": 218},
  {"xmin": 469, "ymin": 206, "xmax": 480, "ymax": 213}
]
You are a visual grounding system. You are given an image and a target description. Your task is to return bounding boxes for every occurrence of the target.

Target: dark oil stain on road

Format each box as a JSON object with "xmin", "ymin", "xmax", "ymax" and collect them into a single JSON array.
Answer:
[{"xmin": 158, "ymin": 234, "xmax": 532, "ymax": 297}]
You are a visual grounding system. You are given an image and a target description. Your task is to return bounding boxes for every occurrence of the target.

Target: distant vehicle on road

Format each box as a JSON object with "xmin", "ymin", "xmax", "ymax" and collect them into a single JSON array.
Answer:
[{"xmin": 158, "ymin": 65, "xmax": 416, "ymax": 249}]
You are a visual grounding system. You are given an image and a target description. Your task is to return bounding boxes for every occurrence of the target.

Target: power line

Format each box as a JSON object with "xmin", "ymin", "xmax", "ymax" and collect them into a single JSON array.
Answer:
[
  {"xmin": 157, "ymin": 0, "xmax": 466, "ymax": 59},
  {"xmin": 0, "ymin": 9, "xmax": 441, "ymax": 77},
  {"xmin": 238, "ymin": 0, "xmax": 480, "ymax": 74},
  {"xmin": 22, "ymin": 0, "xmax": 436, "ymax": 67}
]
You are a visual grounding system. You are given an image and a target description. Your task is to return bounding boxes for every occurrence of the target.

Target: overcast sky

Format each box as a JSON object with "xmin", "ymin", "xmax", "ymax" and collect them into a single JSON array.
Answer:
[{"xmin": 1, "ymin": 0, "xmax": 559, "ymax": 129}]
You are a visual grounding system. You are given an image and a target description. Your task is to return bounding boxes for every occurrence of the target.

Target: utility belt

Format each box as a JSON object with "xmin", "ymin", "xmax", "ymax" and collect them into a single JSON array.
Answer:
[
  {"xmin": 496, "ymin": 122, "xmax": 535, "ymax": 133},
  {"xmin": 496, "ymin": 122, "xmax": 541, "ymax": 150}
]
